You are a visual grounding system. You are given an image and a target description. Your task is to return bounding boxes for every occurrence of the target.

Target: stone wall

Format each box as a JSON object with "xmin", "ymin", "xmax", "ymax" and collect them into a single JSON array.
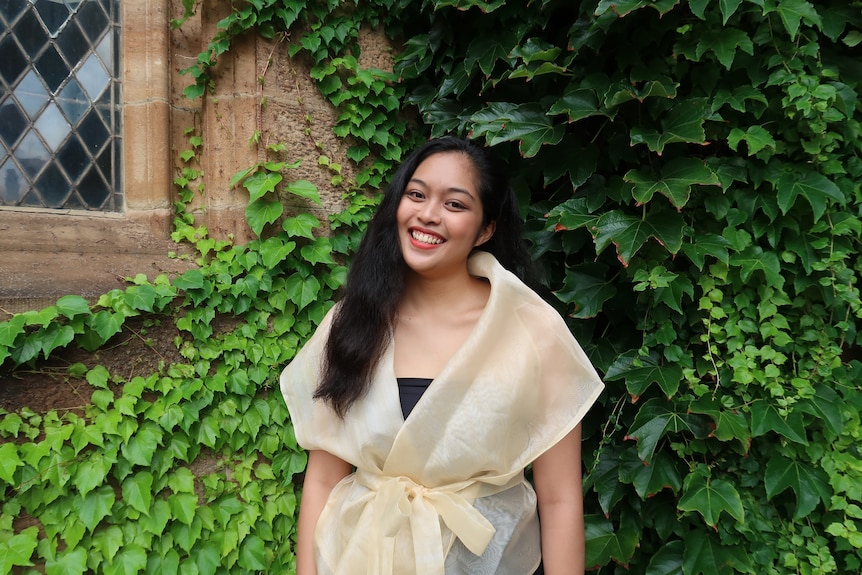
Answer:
[{"xmin": 0, "ymin": 0, "xmax": 392, "ymax": 318}]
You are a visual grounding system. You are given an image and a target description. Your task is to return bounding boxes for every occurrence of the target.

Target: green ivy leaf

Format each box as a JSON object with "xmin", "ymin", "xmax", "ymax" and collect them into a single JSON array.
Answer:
[
  {"xmin": 797, "ymin": 384, "xmax": 844, "ymax": 435},
  {"xmin": 168, "ymin": 493, "xmax": 199, "ymax": 526},
  {"xmin": 239, "ymin": 534, "xmax": 267, "ymax": 570},
  {"xmin": 625, "ymin": 157, "xmax": 720, "ymax": 208},
  {"xmin": 139, "ymin": 499, "xmax": 171, "ymax": 536},
  {"xmin": 122, "ymin": 471, "xmax": 154, "ymax": 515},
  {"xmin": 121, "ymin": 424, "xmax": 163, "ymax": 466},
  {"xmin": 586, "ymin": 445, "xmax": 627, "ymax": 515},
  {"xmin": 190, "ymin": 541, "xmax": 220, "ymax": 575},
  {"xmin": 626, "ymin": 398, "xmax": 707, "ymax": 462},
  {"xmin": 89, "ymin": 310, "xmax": 124, "ymax": 342},
  {"xmin": 73, "ymin": 455, "xmax": 111, "ymax": 496},
  {"xmin": 45, "ymin": 546, "xmax": 88, "ymax": 575},
  {"xmin": 242, "ymin": 170, "xmax": 282, "ymax": 203},
  {"xmin": 750, "ymin": 400, "xmax": 808, "ymax": 444},
  {"xmin": 283, "ymin": 213, "xmax": 321, "ymax": 240},
  {"xmin": 469, "ymin": 102, "xmax": 565, "ymax": 158},
  {"xmin": 173, "ymin": 268, "xmax": 206, "ymax": 291},
  {"xmin": 680, "ymin": 233, "xmax": 732, "ymax": 269},
  {"xmin": 593, "ymin": 209, "xmax": 686, "ymax": 265},
  {"xmin": 696, "ymin": 27, "xmax": 753, "ymax": 69},
  {"xmin": 554, "ymin": 263, "xmax": 615, "ymax": 318},
  {"xmin": 678, "ymin": 475, "xmax": 745, "ymax": 526},
  {"xmin": 584, "ymin": 514, "xmax": 639, "ymax": 568},
  {"xmin": 86, "ymin": 365, "xmax": 110, "ymax": 389},
  {"xmin": 39, "ymin": 322, "xmax": 75, "ymax": 357},
  {"xmin": 465, "ymin": 33, "xmax": 515, "ymax": 77},
  {"xmin": 548, "ymin": 86, "xmax": 601, "ymax": 122},
  {"xmin": 629, "ymin": 99, "xmax": 711, "ymax": 154},
  {"xmin": 775, "ymin": 171, "xmax": 845, "ymax": 221},
  {"xmin": 619, "ymin": 449, "xmax": 682, "ymax": 498},
  {"xmin": 103, "ymin": 544, "xmax": 147, "ymax": 575},
  {"xmin": 55, "ymin": 295, "xmax": 91, "ymax": 318},
  {"xmin": 285, "ymin": 273, "xmax": 321, "ymax": 310},
  {"xmin": 719, "ymin": 0, "xmax": 744, "ymax": 22},
  {"xmin": 145, "ymin": 549, "xmax": 180, "ymax": 574},
  {"xmin": 728, "ymin": 246, "xmax": 784, "ymax": 290},
  {"xmin": 645, "ymin": 539, "xmax": 684, "ymax": 575},
  {"xmin": 765, "ymin": 454, "xmax": 831, "ymax": 518},
  {"xmin": 77, "ymin": 485, "xmax": 116, "ymax": 532},
  {"xmin": 285, "ymin": 180, "xmax": 323, "ymax": 205},
  {"xmin": 546, "ymin": 198, "xmax": 602, "ymax": 232},
  {"xmin": 0, "ymin": 526, "xmax": 37, "ymax": 571},
  {"xmin": 605, "ymin": 355, "xmax": 683, "ymax": 401},
  {"xmin": 769, "ymin": 0, "xmax": 821, "ymax": 39},
  {"xmin": 688, "ymin": 397, "xmax": 751, "ymax": 453},
  {"xmin": 125, "ymin": 284, "xmax": 157, "ymax": 312},
  {"xmin": 300, "ymin": 236, "xmax": 335, "ymax": 266},
  {"xmin": 10, "ymin": 334, "xmax": 42, "ymax": 364},
  {"xmin": 246, "ymin": 199, "xmax": 284, "ymax": 237},
  {"xmin": 683, "ymin": 530, "xmax": 752, "ymax": 575},
  {"xmin": 0, "ymin": 442, "xmax": 22, "ymax": 484}
]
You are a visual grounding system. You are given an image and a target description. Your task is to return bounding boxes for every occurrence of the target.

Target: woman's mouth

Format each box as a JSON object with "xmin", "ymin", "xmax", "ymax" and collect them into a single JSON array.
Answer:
[{"xmin": 410, "ymin": 229, "xmax": 445, "ymax": 246}]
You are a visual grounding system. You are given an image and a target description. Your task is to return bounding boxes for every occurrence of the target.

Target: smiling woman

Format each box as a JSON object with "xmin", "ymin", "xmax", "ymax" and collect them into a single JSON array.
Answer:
[
  {"xmin": 396, "ymin": 152, "xmax": 495, "ymax": 280},
  {"xmin": 280, "ymin": 136, "xmax": 605, "ymax": 575}
]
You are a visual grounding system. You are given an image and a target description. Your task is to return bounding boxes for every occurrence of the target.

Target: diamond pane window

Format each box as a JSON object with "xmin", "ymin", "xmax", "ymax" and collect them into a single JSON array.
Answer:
[{"xmin": 0, "ymin": 0, "xmax": 121, "ymax": 212}]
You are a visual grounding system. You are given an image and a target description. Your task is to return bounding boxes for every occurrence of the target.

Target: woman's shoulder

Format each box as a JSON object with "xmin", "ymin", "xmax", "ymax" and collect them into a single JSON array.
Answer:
[{"xmin": 471, "ymin": 251, "xmax": 569, "ymax": 334}]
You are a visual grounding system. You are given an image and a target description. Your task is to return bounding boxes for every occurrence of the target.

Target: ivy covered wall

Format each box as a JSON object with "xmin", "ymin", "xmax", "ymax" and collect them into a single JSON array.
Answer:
[{"xmin": 2, "ymin": 1, "xmax": 861, "ymax": 574}]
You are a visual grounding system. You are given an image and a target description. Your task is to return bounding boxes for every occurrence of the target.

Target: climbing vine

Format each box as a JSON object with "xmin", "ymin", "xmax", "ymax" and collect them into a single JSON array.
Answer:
[{"xmin": 3, "ymin": 1, "xmax": 862, "ymax": 574}]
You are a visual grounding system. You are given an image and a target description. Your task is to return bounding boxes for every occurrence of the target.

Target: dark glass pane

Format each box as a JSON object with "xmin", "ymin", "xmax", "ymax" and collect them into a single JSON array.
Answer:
[
  {"xmin": 112, "ymin": 137, "xmax": 121, "ymax": 190},
  {"xmin": 57, "ymin": 78, "xmax": 89, "ymax": 126},
  {"xmin": 0, "ymin": 100, "xmax": 28, "ymax": 148},
  {"xmin": 95, "ymin": 102, "xmax": 111, "ymax": 125},
  {"xmin": 58, "ymin": 135, "xmax": 89, "ymax": 182},
  {"xmin": 14, "ymin": 131, "xmax": 49, "ymax": 177},
  {"xmin": 35, "ymin": 44, "xmax": 69, "ymax": 93},
  {"xmin": 33, "ymin": 0, "xmax": 71, "ymax": 37},
  {"xmin": 14, "ymin": 9, "xmax": 48, "ymax": 59},
  {"xmin": 95, "ymin": 142, "xmax": 111, "ymax": 179},
  {"xmin": 35, "ymin": 163, "xmax": 69, "ymax": 207},
  {"xmin": 77, "ymin": 110, "xmax": 108, "ymax": 155},
  {"xmin": 78, "ymin": 165, "xmax": 109, "ymax": 208},
  {"xmin": 76, "ymin": 1, "xmax": 108, "ymax": 44},
  {"xmin": 0, "ymin": 159, "xmax": 28, "ymax": 204},
  {"xmin": 56, "ymin": 20, "xmax": 89, "ymax": 66},
  {"xmin": 0, "ymin": 36, "xmax": 28, "ymax": 86},
  {"xmin": 19, "ymin": 189, "xmax": 44, "ymax": 208},
  {"xmin": 64, "ymin": 190, "xmax": 86, "ymax": 209},
  {"xmin": 0, "ymin": 0, "xmax": 29, "ymax": 25}
]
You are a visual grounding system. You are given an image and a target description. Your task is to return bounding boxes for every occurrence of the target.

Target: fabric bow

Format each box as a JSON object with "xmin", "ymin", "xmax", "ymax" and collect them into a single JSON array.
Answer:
[{"xmin": 354, "ymin": 470, "xmax": 498, "ymax": 575}]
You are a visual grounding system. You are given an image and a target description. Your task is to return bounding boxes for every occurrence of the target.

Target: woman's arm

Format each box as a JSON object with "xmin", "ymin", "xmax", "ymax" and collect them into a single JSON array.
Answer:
[
  {"xmin": 531, "ymin": 424, "xmax": 585, "ymax": 575},
  {"xmin": 296, "ymin": 449, "xmax": 353, "ymax": 575}
]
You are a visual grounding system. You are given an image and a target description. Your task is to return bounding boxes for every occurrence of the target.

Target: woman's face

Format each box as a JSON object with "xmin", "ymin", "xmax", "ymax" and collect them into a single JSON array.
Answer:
[{"xmin": 395, "ymin": 151, "xmax": 495, "ymax": 279}]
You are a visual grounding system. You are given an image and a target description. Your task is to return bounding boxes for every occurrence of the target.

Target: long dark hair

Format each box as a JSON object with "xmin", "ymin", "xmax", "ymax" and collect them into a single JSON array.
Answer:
[{"xmin": 314, "ymin": 136, "xmax": 531, "ymax": 417}]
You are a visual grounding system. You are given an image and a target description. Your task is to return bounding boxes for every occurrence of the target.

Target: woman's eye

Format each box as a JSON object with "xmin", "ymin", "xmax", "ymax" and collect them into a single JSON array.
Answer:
[
  {"xmin": 405, "ymin": 190, "xmax": 424, "ymax": 199},
  {"xmin": 447, "ymin": 201, "xmax": 467, "ymax": 210}
]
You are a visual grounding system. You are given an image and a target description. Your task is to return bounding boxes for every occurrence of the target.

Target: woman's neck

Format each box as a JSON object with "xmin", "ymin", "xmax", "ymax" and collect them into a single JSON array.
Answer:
[{"xmin": 400, "ymin": 266, "xmax": 485, "ymax": 313}]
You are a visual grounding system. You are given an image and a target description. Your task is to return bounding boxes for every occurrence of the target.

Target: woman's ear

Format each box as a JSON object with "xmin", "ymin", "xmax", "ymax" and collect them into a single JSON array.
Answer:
[{"xmin": 474, "ymin": 221, "xmax": 496, "ymax": 247}]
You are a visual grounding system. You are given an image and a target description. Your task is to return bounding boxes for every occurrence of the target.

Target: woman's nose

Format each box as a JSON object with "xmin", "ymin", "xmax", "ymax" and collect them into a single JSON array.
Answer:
[{"xmin": 418, "ymin": 200, "xmax": 441, "ymax": 223}]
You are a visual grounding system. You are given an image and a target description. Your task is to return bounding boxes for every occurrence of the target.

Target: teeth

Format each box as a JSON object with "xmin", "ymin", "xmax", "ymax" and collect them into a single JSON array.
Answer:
[{"xmin": 412, "ymin": 230, "xmax": 443, "ymax": 245}]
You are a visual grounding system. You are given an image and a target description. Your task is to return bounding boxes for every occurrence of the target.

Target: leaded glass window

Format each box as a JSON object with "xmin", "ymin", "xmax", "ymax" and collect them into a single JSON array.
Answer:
[{"xmin": 0, "ymin": 0, "xmax": 121, "ymax": 211}]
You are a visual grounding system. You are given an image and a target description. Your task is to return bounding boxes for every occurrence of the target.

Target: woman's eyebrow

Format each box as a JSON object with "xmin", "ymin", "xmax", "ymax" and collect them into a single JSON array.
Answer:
[{"xmin": 408, "ymin": 177, "xmax": 476, "ymax": 200}]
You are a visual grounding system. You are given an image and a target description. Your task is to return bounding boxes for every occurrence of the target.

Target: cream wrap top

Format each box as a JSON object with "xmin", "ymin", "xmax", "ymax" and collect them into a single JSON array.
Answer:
[{"xmin": 280, "ymin": 252, "xmax": 604, "ymax": 575}]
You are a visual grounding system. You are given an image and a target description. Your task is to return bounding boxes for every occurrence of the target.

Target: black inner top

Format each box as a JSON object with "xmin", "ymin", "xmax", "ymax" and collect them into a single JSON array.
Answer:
[{"xmin": 397, "ymin": 377, "xmax": 432, "ymax": 419}]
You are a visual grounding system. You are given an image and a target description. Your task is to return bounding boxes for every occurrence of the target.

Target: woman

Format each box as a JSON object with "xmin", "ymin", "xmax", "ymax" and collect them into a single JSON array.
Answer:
[{"xmin": 280, "ymin": 136, "xmax": 604, "ymax": 575}]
